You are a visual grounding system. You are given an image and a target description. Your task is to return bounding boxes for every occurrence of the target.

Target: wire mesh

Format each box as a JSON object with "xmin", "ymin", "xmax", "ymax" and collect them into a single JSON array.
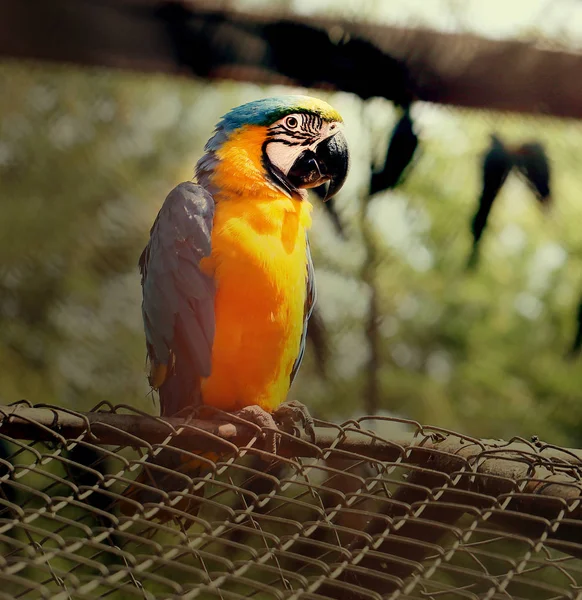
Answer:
[{"xmin": 0, "ymin": 401, "xmax": 581, "ymax": 599}]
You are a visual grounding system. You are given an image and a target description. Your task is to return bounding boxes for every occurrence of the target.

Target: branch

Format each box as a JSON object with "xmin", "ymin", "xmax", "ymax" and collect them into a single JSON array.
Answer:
[
  {"xmin": 1, "ymin": 403, "xmax": 580, "ymax": 475},
  {"xmin": 2, "ymin": 1, "xmax": 582, "ymax": 117}
]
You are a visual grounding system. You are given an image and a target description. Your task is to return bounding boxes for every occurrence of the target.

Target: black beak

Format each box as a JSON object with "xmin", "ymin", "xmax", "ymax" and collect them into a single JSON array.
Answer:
[
  {"xmin": 317, "ymin": 131, "xmax": 349, "ymax": 200},
  {"xmin": 287, "ymin": 131, "xmax": 349, "ymax": 201}
]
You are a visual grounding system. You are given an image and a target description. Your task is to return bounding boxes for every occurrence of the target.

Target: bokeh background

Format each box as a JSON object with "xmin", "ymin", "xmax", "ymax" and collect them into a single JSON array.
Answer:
[{"xmin": 3, "ymin": 0, "xmax": 582, "ymax": 449}]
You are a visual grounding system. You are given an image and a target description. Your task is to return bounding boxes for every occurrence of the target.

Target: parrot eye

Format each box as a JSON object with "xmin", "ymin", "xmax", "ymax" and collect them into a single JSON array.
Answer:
[{"xmin": 285, "ymin": 116, "xmax": 299, "ymax": 129}]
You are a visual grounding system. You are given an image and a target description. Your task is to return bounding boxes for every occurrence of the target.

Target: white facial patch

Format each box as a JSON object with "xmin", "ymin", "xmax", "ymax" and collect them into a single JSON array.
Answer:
[
  {"xmin": 265, "ymin": 114, "xmax": 342, "ymax": 176},
  {"xmin": 266, "ymin": 142, "xmax": 307, "ymax": 176}
]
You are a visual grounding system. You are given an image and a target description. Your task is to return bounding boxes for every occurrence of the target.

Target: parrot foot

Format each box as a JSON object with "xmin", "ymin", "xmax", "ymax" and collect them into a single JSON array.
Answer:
[
  {"xmin": 231, "ymin": 405, "xmax": 280, "ymax": 455},
  {"xmin": 273, "ymin": 400, "xmax": 316, "ymax": 444}
]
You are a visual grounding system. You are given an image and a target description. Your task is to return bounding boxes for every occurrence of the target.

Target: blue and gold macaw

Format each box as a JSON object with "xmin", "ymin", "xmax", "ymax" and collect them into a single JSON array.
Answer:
[{"xmin": 122, "ymin": 95, "xmax": 349, "ymax": 514}]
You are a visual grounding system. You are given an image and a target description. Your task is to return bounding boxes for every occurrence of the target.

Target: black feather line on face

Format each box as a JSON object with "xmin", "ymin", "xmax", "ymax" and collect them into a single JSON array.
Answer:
[
  {"xmin": 268, "ymin": 114, "xmax": 323, "ymax": 139},
  {"xmin": 267, "ymin": 128, "xmax": 315, "ymax": 143},
  {"xmin": 305, "ymin": 114, "xmax": 322, "ymax": 135}
]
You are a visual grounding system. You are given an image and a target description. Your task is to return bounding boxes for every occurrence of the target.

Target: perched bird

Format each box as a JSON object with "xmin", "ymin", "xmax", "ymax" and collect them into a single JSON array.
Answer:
[
  {"xmin": 122, "ymin": 96, "xmax": 349, "ymax": 516},
  {"xmin": 467, "ymin": 135, "xmax": 552, "ymax": 269},
  {"xmin": 513, "ymin": 141, "xmax": 551, "ymax": 207},
  {"xmin": 370, "ymin": 106, "xmax": 418, "ymax": 195},
  {"xmin": 467, "ymin": 134, "xmax": 513, "ymax": 269}
]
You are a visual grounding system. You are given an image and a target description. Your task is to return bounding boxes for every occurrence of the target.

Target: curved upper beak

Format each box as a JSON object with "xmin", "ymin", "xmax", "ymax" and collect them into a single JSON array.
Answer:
[
  {"xmin": 315, "ymin": 130, "xmax": 349, "ymax": 201},
  {"xmin": 286, "ymin": 129, "xmax": 349, "ymax": 201}
]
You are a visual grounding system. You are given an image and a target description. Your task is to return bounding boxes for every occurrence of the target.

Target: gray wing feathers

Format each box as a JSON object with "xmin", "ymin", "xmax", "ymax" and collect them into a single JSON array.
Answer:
[
  {"xmin": 290, "ymin": 237, "xmax": 316, "ymax": 386},
  {"xmin": 140, "ymin": 182, "xmax": 215, "ymax": 400}
]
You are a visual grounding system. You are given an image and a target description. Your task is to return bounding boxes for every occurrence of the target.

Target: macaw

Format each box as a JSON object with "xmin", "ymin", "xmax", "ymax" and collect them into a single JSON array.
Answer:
[
  {"xmin": 467, "ymin": 135, "xmax": 552, "ymax": 269},
  {"xmin": 369, "ymin": 106, "xmax": 418, "ymax": 195},
  {"xmin": 122, "ymin": 96, "xmax": 349, "ymax": 515},
  {"xmin": 467, "ymin": 134, "xmax": 513, "ymax": 270}
]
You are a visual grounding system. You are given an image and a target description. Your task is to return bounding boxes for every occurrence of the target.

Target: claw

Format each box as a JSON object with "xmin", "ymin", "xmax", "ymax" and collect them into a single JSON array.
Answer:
[
  {"xmin": 230, "ymin": 405, "xmax": 280, "ymax": 455},
  {"xmin": 273, "ymin": 400, "xmax": 316, "ymax": 444}
]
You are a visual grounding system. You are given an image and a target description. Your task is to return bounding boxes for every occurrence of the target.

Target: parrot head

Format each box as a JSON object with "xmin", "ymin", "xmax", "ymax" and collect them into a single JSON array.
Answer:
[{"xmin": 197, "ymin": 95, "xmax": 349, "ymax": 201}]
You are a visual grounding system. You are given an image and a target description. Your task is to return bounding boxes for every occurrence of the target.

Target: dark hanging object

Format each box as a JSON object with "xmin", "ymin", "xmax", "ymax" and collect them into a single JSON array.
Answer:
[
  {"xmin": 370, "ymin": 107, "xmax": 419, "ymax": 195},
  {"xmin": 513, "ymin": 141, "xmax": 552, "ymax": 206},
  {"xmin": 467, "ymin": 134, "xmax": 514, "ymax": 270},
  {"xmin": 567, "ymin": 296, "xmax": 582, "ymax": 359}
]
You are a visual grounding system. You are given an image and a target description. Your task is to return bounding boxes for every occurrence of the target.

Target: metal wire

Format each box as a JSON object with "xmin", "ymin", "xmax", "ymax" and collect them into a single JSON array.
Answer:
[{"xmin": 0, "ymin": 401, "xmax": 580, "ymax": 599}]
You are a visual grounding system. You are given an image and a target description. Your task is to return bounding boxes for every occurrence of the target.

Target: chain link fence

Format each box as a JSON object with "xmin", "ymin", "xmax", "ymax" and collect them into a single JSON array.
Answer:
[{"xmin": 0, "ymin": 401, "xmax": 581, "ymax": 599}]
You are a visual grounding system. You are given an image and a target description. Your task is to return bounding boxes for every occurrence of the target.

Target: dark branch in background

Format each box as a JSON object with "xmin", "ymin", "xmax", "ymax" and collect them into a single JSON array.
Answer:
[
  {"xmin": 1, "ymin": 403, "xmax": 580, "ymax": 464},
  {"xmin": 361, "ymin": 178, "xmax": 381, "ymax": 415},
  {"xmin": 2, "ymin": 1, "xmax": 582, "ymax": 118},
  {"xmin": 362, "ymin": 249, "xmax": 380, "ymax": 417}
]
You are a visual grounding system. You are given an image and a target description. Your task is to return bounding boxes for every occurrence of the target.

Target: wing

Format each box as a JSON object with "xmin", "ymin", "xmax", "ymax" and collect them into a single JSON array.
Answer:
[
  {"xmin": 139, "ymin": 182, "xmax": 215, "ymax": 416},
  {"xmin": 515, "ymin": 142, "xmax": 551, "ymax": 205},
  {"xmin": 290, "ymin": 236, "xmax": 316, "ymax": 386}
]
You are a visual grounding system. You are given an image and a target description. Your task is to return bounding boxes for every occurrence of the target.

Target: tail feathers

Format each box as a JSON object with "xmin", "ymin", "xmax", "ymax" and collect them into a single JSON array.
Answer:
[
  {"xmin": 119, "ymin": 451, "xmax": 215, "ymax": 521},
  {"xmin": 158, "ymin": 369, "xmax": 202, "ymax": 417}
]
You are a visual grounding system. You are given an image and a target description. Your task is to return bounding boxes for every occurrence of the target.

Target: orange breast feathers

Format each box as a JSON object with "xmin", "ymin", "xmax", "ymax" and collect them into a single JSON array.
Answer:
[{"xmin": 200, "ymin": 125, "xmax": 313, "ymax": 413}]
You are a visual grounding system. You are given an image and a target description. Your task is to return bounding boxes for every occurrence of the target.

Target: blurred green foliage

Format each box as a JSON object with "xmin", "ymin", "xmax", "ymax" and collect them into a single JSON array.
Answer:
[{"xmin": 1, "ymin": 60, "xmax": 582, "ymax": 449}]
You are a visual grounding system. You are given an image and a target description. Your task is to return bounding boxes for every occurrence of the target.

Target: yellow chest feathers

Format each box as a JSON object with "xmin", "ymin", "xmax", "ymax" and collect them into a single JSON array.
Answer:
[
  {"xmin": 197, "ymin": 123, "xmax": 314, "ymax": 410},
  {"xmin": 203, "ymin": 122, "xmax": 313, "ymax": 321},
  {"xmin": 200, "ymin": 195, "xmax": 312, "ymax": 411},
  {"xmin": 211, "ymin": 195, "xmax": 312, "ymax": 276}
]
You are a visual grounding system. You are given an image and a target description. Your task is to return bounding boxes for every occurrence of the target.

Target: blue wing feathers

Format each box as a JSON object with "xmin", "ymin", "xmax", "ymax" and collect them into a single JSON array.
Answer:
[{"xmin": 140, "ymin": 182, "xmax": 216, "ymax": 415}]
